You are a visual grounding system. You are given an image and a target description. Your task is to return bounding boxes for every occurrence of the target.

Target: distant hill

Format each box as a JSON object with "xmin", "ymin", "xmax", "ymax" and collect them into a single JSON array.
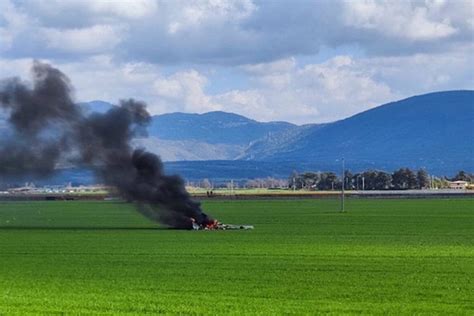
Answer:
[
  {"xmin": 241, "ymin": 90, "xmax": 474, "ymax": 174},
  {"xmin": 77, "ymin": 102, "xmax": 297, "ymax": 160},
  {"xmin": 236, "ymin": 123, "xmax": 324, "ymax": 160},
  {"xmin": 147, "ymin": 111, "xmax": 295, "ymax": 145},
  {"xmin": 133, "ymin": 138, "xmax": 245, "ymax": 161}
]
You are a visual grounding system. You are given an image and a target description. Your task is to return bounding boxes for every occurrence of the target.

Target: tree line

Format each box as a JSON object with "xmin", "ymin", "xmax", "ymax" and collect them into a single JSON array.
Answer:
[
  {"xmin": 288, "ymin": 169, "xmax": 472, "ymax": 191},
  {"xmin": 189, "ymin": 170, "xmax": 472, "ymax": 190}
]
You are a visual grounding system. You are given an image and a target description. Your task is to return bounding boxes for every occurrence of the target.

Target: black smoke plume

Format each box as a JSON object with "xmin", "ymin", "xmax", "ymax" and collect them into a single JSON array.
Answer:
[{"xmin": 0, "ymin": 61, "xmax": 213, "ymax": 229}]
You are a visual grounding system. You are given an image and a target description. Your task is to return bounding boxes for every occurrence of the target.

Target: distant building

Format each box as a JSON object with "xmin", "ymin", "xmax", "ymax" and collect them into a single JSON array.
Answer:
[{"xmin": 448, "ymin": 181, "xmax": 468, "ymax": 190}]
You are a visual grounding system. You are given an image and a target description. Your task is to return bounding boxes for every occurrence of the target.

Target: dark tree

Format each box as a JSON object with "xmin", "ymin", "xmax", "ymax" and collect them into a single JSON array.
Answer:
[
  {"xmin": 392, "ymin": 169, "xmax": 404, "ymax": 189},
  {"xmin": 344, "ymin": 170, "xmax": 354, "ymax": 190},
  {"xmin": 375, "ymin": 171, "xmax": 392, "ymax": 190},
  {"xmin": 288, "ymin": 171, "xmax": 304, "ymax": 190},
  {"xmin": 416, "ymin": 169, "xmax": 430, "ymax": 189},
  {"xmin": 392, "ymin": 168, "xmax": 417, "ymax": 189},
  {"xmin": 359, "ymin": 170, "xmax": 390, "ymax": 190},
  {"xmin": 352, "ymin": 173, "xmax": 362, "ymax": 190},
  {"xmin": 361, "ymin": 170, "xmax": 377, "ymax": 190},
  {"xmin": 406, "ymin": 169, "xmax": 418, "ymax": 189},
  {"xmin": 300, "ymin": 172, "xmax": 320, "ymax": 190},
  {"xmin": 453, "ymin": 171, "xmax": 473, "ymax": 182},
  {"xmin": 317, "ymin": 172, "xmax": 339, "ymax": 190}
]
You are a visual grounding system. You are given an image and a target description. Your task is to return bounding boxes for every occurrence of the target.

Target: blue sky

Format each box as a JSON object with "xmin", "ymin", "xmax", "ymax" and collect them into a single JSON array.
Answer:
[{"xmin": 0, "ymin": 0, "xmax": 473, "ymax": 124}]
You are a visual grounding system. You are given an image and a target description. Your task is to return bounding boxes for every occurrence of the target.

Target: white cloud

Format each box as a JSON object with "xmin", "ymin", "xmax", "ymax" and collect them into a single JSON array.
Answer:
[
  {"xmin": 153, "ymin": 70, "xmax": 220, "ymax": 113},
  {"xmin": 0, "ymin": 1, "xmax": 472, "ymax": 125},
  {"xmin": 210, "ymin": 48, "xmax": 473, "ymax": 123},
  {"xmin": 19, "ymin": 0, "xmax": 157, "ymax": 25},
  {"xmin": 2, "ymin": 0, "xmax": 472, "ymax": 63},
  {"xmin": 41, "ymin": 24, "xmax": 125, "ymax": 54},
  {"xmin": 44, "ymin": 56, "xmax": 164, "ymax": 111},
  {"xmin": 166, "ymin": 0, "xmax": 256, "ymax": 34},
  {"xmin": 215, "ymin": 56, "xmax": 395, "ymax": 123},
  {"xmin": 242, "ymin": 57, "xmax": 296, "ymax": 75},
  {"xmin": 359, "ymin": 45, "xmax": 474, "ymax": 94},
  {"xmin": 80, "ymin": 0, "xmax": 157, "ymax": 19},
  {"xmin": 0, "ymin": 58, "xmax": 33, "ymax": 78},
  {"xmin": 214, "ymin": 89, "xmax": 267, "ymax": 118},
  {"xmin": 343, "ymin": 0, "xmax": 457, "ymax": 41},
  {"xmin": 0, "ymin": 0, "xmax": 30, "ymax": 51}
]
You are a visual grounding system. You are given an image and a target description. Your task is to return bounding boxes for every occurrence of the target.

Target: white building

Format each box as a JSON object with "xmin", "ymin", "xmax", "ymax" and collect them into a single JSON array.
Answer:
[{"xmin": 448, "ymin": 181, "xmax": 468, "ymax": 190}]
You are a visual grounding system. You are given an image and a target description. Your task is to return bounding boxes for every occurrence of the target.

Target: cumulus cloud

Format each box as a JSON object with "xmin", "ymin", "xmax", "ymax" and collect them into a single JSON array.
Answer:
[
  {"xmin": 218, "ymin": 56, "xmax": 395, "ymax": 123},
  {"xmin": 343, "ymin": 1, "xmax": 457, "ymax": 41},
  {"xmin": 0, "ymin": 56, "xmax": 164, "ymax": 112},
  {"xmin": 152, "ymin": 70, "xmax": 220, "ymax": 113},
  {"xmin": 0, "ymin": 0, "xmax": 472, "ymax": 125},
  {"xmin": 0, "ymin": 0, "xmax": 30, "ymax": 52},
  {"xmin": 41, "ymin": 24, "xmax": 126, "ymax": 54},
  {"xmin": 0, "ymin": 0, "xmax": 133, "ymax": 58},
  {"xmin": 214, "ymin": 48, "xmax": 473, "ymax": 123},
  {"xmin": 15, "ymin": 0, "xmax": 157, "ymax": 27},
  {"xmin": 242, "ymin": 57, "xmax": 296, "ymax": 76},
  {"xmin": 165, "ymin": 0, "xmax": 256, "ymax": 34},
  {"xmin": 2, "ymin": 0, "xmax": 472, "ymax": 62}
]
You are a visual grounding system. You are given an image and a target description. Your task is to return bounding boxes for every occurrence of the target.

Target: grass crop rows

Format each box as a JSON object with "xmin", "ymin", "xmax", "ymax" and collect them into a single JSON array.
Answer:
[{"xmin": 0, "ymin": 198, "xmax": 473, "ymax": 314}]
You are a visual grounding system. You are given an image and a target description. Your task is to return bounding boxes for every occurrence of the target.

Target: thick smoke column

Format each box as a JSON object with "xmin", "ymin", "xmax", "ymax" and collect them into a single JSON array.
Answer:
[
  {"xmin": 0, "ymin": 62, "xmax": 78, "ymax": 177},
  {"xmin": 0, "ymin": 61, "xmax": 212, "ymax": 229}
]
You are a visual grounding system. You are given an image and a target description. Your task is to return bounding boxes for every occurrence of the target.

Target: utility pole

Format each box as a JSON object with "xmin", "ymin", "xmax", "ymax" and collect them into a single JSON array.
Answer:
[
  {"xmin": 362, "ymin": 176, "xmax": 365, "ymax": 191},
  {"xmin": 341, "ymin": 158, "xmax": 345, "ymax": 212}
]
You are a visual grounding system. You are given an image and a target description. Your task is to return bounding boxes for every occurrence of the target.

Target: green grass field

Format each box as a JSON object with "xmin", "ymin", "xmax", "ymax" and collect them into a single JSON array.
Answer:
[
  {"xmin": 0, "ymin": 198, "xmax": 473, "ymax": 315},
  {"xmin": 186, "ymin": 187, "xmax": 322, "ymax": 195}
]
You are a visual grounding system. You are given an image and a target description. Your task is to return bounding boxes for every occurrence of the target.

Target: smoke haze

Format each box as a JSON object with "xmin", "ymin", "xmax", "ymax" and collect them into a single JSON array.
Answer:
[{"xmin": 0, "ymin": 61, "xmax": 212, "ymax": 229}]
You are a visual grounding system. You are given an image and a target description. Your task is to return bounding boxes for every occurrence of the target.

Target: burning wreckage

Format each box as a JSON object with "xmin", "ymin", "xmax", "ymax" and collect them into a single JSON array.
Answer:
[{"xmin": 191, "ymin": 218, "xmax": 254, "ymax": 231}]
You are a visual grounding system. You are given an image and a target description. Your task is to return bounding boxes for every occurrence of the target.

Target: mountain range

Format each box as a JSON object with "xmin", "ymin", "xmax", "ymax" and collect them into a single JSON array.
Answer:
[
  {"xmin": 76, "ymin": 102, "xmax": 298, "ymax": 161},
  {"xmin": 1, "ymin": 90, "xmax": 473, "ymax": 181},
  {"xmin": 138, "ymin": 111, "xmax": 296, "ymax": 160},
  {"xmin": 241, "ymin": 90, "xmax": 473, "ymax": 173}
]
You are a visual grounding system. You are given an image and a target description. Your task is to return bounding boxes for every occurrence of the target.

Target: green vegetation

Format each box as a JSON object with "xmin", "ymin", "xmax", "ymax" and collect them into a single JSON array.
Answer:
[
  {"xmin": 0, "ymin": 199, "xmax": 473, "ymax": 314},
  {"xmin": 186, "ymin": 187, "xmax": 334, "ymax": 195},
  {"xmin": 290, "ymin": 168, "xmax": 453, "ymax": 191}
]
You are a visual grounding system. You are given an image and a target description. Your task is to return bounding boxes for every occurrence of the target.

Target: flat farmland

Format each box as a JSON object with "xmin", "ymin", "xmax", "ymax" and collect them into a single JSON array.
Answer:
[{"xmin": 0, "ymin": 199, "xmax": 473, "ymax": 315}]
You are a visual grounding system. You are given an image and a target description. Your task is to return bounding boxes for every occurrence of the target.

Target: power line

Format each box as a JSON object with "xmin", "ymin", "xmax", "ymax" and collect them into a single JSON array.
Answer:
[{"xmin": 341, "ymin": 157, "xmax": 345, "ymax": 213}]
